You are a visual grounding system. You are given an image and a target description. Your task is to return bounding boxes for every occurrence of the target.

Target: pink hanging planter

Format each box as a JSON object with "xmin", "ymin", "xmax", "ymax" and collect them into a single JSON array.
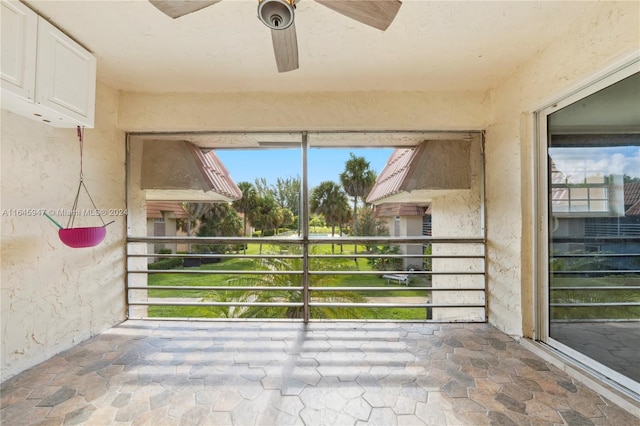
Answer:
[
  {"xmin": 58, "ymin": 226, "xmax": 107, "ymax": 248},
  {"xmin": 45, "ymin": 127, "xmax": 114, "ymax": 249}
]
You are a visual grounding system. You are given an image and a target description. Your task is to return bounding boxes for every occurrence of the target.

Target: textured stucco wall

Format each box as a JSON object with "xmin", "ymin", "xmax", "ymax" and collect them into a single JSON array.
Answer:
[
  {"xmin": 119, "ymin": 91, "xmax": 489, "ymax": 132},
  {"xmin": 486, "ymin": 1, "xmax": 640, "ymax": 337},
  {"xmin": 431, "ymin": 136, "xmax": 484, "ymax": 321},
  {"xmin": 0, "ymin": 82, "xmax": 126, "ymax": 381},
  {"xmin": 398, "ymin": 216, "xmax": 423, "ymax": 271}
]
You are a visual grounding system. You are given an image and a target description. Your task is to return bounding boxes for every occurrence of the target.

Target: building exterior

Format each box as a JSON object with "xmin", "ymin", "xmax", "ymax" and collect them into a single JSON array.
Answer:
[{"xmin": 146, "ymin": 201, "xmax": 188, "ymax": 257}]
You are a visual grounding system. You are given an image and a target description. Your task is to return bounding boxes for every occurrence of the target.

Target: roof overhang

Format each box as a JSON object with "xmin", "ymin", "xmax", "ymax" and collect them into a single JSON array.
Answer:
[
  {"xmin": 141, "ymin": 140, "xmax": 241, "ymax": 202},
  {"xmin": 367, "ymin": 135, "xmax": 480, "ymax": 205}
]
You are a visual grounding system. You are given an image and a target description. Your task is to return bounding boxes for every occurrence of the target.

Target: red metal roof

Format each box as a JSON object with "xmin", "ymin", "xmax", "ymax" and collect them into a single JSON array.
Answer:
[
  {"xmin": 146, "ymin": 202, "xmax": 188, "ymax": 219},
  {"xmin": 366, "ymin": 148, "xmax": 415, "ymax": 204},
  {"xmin": 624, "ymin": 183, "xmax": 640, "ymax": 216},
  {"xmin": 626, "ymin": 200, "xmax": 640, "ymax": 216},
  {"xmin": 374, "ymin": 203, "xmax": 427, "ymax": 217},
  {"xmin": 624, "ymin": 182, "xmax": 640, "ymax": 207},
  {"xmin": 190, "ymin": 146, "xmax": 242, "ymax": 201}
]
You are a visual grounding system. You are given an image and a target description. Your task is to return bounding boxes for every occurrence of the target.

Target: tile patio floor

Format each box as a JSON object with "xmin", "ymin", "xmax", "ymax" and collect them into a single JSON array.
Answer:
[{"xmin": 1, "ymin": 320, "xmax": 639, "ymax": 425}]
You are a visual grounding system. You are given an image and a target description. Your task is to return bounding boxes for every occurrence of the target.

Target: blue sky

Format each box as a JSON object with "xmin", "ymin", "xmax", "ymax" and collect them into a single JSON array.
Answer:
[{"xmin": 216, "ymin": 147, "xmax": 395, "ymax": 189}]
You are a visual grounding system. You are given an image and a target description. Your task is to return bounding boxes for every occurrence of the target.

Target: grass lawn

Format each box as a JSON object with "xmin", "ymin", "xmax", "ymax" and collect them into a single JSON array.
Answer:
[
  {"xmin": 551, "ymin": 275, "xmax": 640, "ymax": 320},
  {"xmin": 146, "ymin": 243, "xmax": 431, "ymax": 320}
]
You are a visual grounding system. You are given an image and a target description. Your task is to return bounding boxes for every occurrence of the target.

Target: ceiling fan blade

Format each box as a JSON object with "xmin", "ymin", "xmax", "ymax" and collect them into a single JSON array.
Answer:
[
  {"xmin": 271, "ymin": 23, "xmax": 299, "ymax": 73},
  {"xmin": 149, "ymin": 1, "xmax": 222, "ymax": 19},
  {"xmin": 315, "ymin": 0, "xmax": 402, "ymax": 31}
]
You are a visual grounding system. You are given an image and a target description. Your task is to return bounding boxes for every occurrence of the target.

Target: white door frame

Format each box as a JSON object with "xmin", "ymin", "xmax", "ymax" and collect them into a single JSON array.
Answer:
[{"xmin": 533, "ymin": 55, "xmax": 640, "ymax": 394}]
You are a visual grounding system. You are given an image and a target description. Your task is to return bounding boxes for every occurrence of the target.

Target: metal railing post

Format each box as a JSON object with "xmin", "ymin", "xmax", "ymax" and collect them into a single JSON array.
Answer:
[{"xmin": 301, "ymin": 132, "xmax": 310, "ymax": 322}]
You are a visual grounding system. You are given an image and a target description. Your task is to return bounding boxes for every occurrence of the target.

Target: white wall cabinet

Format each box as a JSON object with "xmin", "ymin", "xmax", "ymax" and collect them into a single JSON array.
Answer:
[{"xmin": 1, "ymin": 1, "xmax": 96, "ymax": 127}]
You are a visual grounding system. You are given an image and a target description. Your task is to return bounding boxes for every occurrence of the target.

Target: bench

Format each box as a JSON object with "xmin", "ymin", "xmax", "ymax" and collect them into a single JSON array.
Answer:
[{"xmin": 382, "ymin": 274, "xmax": 409, "ymax": 286}]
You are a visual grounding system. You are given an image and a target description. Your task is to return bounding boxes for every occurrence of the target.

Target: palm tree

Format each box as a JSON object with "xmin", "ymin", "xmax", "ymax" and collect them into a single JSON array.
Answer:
[
  {"xmin": 200, "ymin": 204, "xmax": 241, "ymax": 235},
  {"xmin": 247, "ymin": 195, "xmax": 282, "ymax": 253},
  {"xmin": 205, "ymin": 249, "xmax": 367, "ymax": 319},
  {"xmin": 280, "ymin": 207, "xmax": 294, "ymax": 232},
  {"xmin": 181, "ymin": 203, "xmax": 212, "ymax": 236},
  {"xmin": 232, "ymin": 181, "xmax": 258, "ymax": 239},
  {"xmin": 310, "ymin": 181, "xmax": 350, "ymax": 254},
  {"xmin": 339, "ymin": 153, "xmax": 377, "ymax": 236},
  {"xmin": 334, "ymin": 200, "xmax": 352, "ymax": 254},
  {"xmin": 310, "ymin": 181, "xmax": 349, "ymax": 236},
  {"xmin": 180, "ymin": 202, "xmax": 215, "ymax": 253},
  {"xmin": 196, "ymin": 203, "xmax": 242, "ymax": 253}
]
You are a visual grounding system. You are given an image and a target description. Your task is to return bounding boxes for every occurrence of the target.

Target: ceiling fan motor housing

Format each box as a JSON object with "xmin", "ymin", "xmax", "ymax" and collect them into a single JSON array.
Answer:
[{"xmin": 258, "ymin": 0, "xmax": 296, "ymax": 30}]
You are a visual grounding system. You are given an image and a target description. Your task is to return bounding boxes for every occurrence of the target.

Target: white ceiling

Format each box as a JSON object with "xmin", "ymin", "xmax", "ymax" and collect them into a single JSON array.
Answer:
[{"xmin": 26, "ymin": 0, "xmax": 598, "ymax": 93}]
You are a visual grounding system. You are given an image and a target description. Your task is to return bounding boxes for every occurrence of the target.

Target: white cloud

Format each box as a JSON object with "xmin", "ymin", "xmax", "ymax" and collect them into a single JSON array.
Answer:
[{"xmin": 550, "ymin": 146, "xmax": 640, "ymax": 180}]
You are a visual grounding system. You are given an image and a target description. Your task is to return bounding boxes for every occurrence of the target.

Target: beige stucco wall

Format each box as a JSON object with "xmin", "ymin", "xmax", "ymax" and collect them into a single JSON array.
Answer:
[
  {"xmin": 0, "ymin": 82, "xmax": 126, "ymax": 381},
  {"xmin": 486, "ymin": 1, "xmax": 639, "ymax": 337},
  {"xmin": 119, "ymin": 91, "xmax": 488, "ymax": 132},
  {"xmin": 431, "ymin": 137, "xmax": 484, "ymax": 321},
  {"xmin": 397, "ymin": 216, "xmax": 423, "ymax": 270}
]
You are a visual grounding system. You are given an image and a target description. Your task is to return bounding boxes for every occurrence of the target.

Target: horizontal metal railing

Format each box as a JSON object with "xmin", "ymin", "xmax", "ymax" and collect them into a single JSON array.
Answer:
[
  {"xmin": 549, "ymin": 248, "xmax": 640, "ymax": 316},
  {"xmin": 584, "ymin": 222, "xmax": 640, "ymax": 237},
  {"xmin": 126, "ymin": 235, "xmax": 486, "ymax": 322}
]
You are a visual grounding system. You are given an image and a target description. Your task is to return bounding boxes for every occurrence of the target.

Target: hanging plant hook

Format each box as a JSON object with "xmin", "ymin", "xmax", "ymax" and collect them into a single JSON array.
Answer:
[
  {"xmin": 66, "ymin": 126, "xmax": 107, "ymax": 229},
  {"xmin": 50, "ymin": 127, "xmax": 112, "ymax": 248},
  {"xmin": 77, "ymin": 126, "xmax": 84, "ymax": 181}
]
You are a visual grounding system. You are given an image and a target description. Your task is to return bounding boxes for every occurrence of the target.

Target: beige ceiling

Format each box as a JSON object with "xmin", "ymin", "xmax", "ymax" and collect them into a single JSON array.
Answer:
[{"xmin": 26, "ymin": 0, "xmax": 598, "ymax": 93}]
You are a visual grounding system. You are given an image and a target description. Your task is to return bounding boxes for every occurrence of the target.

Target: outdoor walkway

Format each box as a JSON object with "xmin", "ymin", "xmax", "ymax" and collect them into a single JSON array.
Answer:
[{"xmin": 1, "ymin": 321, "xmax": 638, "ymax": 425}]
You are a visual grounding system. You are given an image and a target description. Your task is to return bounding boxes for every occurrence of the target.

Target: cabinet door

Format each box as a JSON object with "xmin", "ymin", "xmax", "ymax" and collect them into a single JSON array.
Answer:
[
  {"xmin": 1, "ymin": 1, "xmax": 37, "ymax": 101},
  {"xmin": 35, "ymin": 17, "xmax": 96, "ymax": 126}
]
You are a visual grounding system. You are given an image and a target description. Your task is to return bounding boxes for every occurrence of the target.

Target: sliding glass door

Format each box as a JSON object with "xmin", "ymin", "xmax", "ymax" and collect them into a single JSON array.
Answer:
[{"xmin": 538, "ymin": 63, "xmax": 640, "ymax": 393}]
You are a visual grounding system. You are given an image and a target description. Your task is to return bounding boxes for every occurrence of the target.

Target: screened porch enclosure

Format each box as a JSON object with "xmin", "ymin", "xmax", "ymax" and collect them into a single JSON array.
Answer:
[{"xmin": 126, "ymin": 131, "xmax": 486, "ymax": 322}]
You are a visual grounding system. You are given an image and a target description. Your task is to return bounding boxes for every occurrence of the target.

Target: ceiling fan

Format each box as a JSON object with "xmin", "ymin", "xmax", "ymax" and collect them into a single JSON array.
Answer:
[{"xmin": 149, "ymin": 0, "xmax": 402, "ymax": 73}]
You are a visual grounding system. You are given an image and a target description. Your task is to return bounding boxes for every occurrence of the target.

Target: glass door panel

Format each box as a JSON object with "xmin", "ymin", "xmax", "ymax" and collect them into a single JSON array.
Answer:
[{"xmin": 547, "ymin": 72, "xmax": 640, "ymax": 388}]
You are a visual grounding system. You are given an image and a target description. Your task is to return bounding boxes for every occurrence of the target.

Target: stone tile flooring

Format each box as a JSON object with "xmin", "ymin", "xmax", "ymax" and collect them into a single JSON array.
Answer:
[{"xmin": 1, "ymin": 321, "xmax": 639, "ymax": 425}]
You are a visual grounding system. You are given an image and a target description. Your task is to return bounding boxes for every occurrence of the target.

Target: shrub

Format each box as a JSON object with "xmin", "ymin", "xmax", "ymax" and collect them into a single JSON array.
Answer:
[
  {"xmin": 192, "ymin": 244, "xmax": 227, "ymax": 254},
  {"xmin": 158, "ymin": 248, "xmax": 172, "ymax": 254},
  {"xmin": 368, "ymin": 245, "xmax": 403, "ymax": 271},
  {"xmin": 148, "ymin": 257, "xmax": 183, "ymax": 270}
]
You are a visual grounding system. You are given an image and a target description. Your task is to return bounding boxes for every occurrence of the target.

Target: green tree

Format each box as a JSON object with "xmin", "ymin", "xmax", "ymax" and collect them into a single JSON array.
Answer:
[
  {"xmin": 232, "ymin": 181, "xmax": 258, "ymax": 238},
  {"xmin": 254, "ymin": 176, "xmax": 300, "ymax": 217},
  {"xmin": 180, "ymin": 202, "xmax": 218, "ymax": 253},
  {"xmin": 334, "ymin": 200, "xmax": 352, "ymax": 253},
  {"xmin": 273, "ymin": 176, "xmax": 301, "ymax": 216},
  {"xmin": 247, "ymin": 195, "xmax": 282, "ymax": 253},
  {"xmin": 356, "ymin": 205, "xmax": 387, "ymax": 237},
  {"xmin": 339, "ymin": 153, "xmax": 377, "ymax": 235},
  {"xmin": 254, "ymin": 177, "xmax": 273, "ymax": 198},
  {"xmin": 198, "ymin": 203, "xmax": 242, "ymax": 237},
  {"xmin": 196, "ymin": 203, "xmax": 242, "ymax": 253},
  {"xmin": 334, "ymin": 196, "xmax": 352, "ymax": 236},
  {"xmin": 180, "ymin": 203, "xmax": 212, "ymax": 236},
  {"xmin": 310, "ymin": 181, "xmax": 349, "ymax": 236},
  {"xmin": 280, "ymin": 207, "xmax": 295, "ymax": 231}
]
